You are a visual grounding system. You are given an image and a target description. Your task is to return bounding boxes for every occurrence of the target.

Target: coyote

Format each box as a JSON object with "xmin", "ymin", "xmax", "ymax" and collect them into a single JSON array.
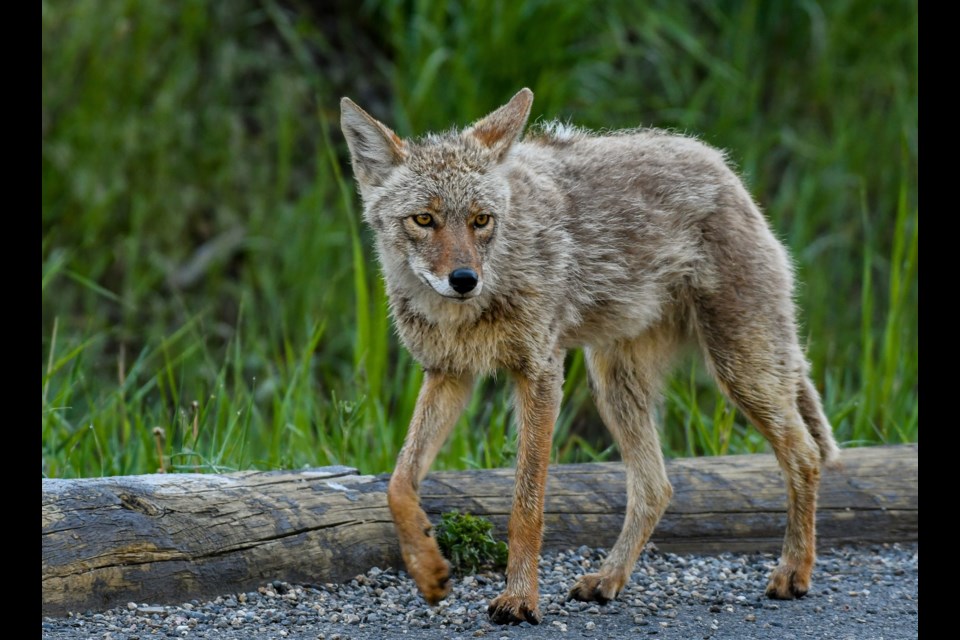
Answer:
[{"xmin": 340, "ymin": 88, "xmax": 839, "ymax": 625}]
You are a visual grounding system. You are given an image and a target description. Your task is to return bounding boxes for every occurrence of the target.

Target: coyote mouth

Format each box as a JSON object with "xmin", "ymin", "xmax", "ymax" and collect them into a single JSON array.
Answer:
[{"xmin": 415, "ymin": 271, "xmax": 482, "ymax": 300}]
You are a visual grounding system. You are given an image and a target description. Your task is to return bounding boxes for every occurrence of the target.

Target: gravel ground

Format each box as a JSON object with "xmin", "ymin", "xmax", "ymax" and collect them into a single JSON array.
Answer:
[{"xmin": 42, "ymin": 544, "xmax": 917, "ymax": 640}]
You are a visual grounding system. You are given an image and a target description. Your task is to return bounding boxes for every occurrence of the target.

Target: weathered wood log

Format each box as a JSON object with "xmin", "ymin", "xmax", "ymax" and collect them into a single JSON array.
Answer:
[{"xmin": 42, "ymin": 445, "xmax": 917, "ymax": 616}]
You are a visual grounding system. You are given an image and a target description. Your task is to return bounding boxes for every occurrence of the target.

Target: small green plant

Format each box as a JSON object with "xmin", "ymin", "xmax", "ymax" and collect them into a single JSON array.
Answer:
[{"xmin": 435, "ymin": 511, "xmax": 508, "ymax": 575}]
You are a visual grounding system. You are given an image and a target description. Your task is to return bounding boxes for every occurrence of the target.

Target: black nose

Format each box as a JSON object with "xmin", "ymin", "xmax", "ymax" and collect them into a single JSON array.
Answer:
[{"xmin": 448, "ymin": 268, "xmax": 478, "ymax": 294}]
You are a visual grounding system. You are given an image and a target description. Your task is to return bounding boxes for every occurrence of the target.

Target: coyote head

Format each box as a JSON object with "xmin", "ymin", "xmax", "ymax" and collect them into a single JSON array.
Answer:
[{"xmin": 340, "ymin": 89, "xmax": 533, "ymax": 304}]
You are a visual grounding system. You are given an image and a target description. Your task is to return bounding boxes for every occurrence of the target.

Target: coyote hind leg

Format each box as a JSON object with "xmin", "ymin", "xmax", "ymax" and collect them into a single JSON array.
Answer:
[
  {"xmin": 697, "ymin": 298, "xmax": 825, "ymax": 599},
  {"xmin": 569, "ymin": 333, "xmax": 676, "ymax": 603}
]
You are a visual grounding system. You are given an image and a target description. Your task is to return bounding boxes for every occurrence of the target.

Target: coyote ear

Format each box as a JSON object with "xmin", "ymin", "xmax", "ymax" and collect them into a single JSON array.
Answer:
[
  {"xmin": 340, "ymin": 97, "xmax": 407, "ymax": 188},
  {"xmin": 465, "ymin": 88, "xmax": 533, "ymax": 159}
]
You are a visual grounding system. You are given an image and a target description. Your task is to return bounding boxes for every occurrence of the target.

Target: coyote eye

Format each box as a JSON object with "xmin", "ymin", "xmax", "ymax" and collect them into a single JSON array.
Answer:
[
  {"xmin": 413, "ymin": 213, "xmax": 434, "ymax": 227},
  {"xmin": 473, "ymin": 213, "xmax": 491, "ymax": 228}
]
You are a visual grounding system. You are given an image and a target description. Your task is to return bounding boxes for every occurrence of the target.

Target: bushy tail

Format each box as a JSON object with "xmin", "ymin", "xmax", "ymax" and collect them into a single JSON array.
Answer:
[{"xmin": 797, "ymin": 377, "xmax": 841, "ymax": 468}]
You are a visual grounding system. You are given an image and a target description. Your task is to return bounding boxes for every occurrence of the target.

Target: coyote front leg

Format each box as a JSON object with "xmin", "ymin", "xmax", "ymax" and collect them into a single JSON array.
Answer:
[
  {"xmin": 388, "ymin": 370, "xmax": 474, "ymax": 604},
  {"xmin": 488, "ymin": 353, "xmax": 563, "ymax": 625}
]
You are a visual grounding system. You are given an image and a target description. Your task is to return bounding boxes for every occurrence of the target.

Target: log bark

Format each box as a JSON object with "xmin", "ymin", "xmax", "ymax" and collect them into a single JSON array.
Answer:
[{"xmin": 42, "ymin": 445, "xmax": 917, "ymax": 616}]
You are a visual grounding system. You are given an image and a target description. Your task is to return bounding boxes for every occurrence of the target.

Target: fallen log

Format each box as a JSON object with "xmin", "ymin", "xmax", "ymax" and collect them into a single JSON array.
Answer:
[{"xmin": 42, "ymin": 445, "xmax": 917, "ymax": 616}]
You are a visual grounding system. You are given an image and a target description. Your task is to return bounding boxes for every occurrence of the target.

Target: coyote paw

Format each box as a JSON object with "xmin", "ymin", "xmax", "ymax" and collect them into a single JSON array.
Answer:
[
  {"xmin": 405, "ymin": 549, "xmax": 452, "ymax": 605},
  {"xmin": 765, "ymin": 562, "xmax": 811, "ymax": 599},
  {"xmin": 567, "ymin": 572, "xmax": 624, "ymax": 604},
  {"xmin": 487, "ymin": 593, "xmax": 541, "ymax": 625}
]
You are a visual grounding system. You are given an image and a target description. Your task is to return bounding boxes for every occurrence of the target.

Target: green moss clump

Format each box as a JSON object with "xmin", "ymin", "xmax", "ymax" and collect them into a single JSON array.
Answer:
[{"xmin": 435, "ymin": 511, "xmax": 508, "ymax": 575}]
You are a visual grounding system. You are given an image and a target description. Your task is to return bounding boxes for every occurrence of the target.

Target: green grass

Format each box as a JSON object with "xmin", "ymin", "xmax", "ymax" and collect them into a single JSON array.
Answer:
[{"xmin": 41, "ymin": 0, "xmax": 917, "ymax": 478}]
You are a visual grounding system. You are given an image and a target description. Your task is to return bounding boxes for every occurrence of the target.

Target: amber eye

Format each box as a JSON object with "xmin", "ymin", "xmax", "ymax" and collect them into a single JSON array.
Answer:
[
  {"xmin": 413, "ymin": 213, "xmax": 434, "ymax": 227},
  {"xmin": 474, "ymin": 213, "xmax": 491, "ymax": 228}
]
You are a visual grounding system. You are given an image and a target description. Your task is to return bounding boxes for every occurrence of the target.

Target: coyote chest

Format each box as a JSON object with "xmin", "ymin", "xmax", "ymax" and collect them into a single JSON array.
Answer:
[{"xmin": 391, "ymin": 292, "xmax": 554, "ymax": 375}]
